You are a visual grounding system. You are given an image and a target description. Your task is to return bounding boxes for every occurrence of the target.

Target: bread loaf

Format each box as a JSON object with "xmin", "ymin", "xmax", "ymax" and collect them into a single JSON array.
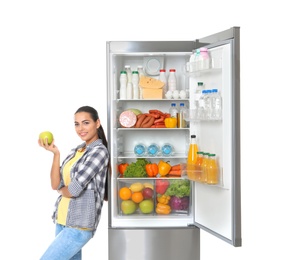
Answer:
[{"xmin": 139, "ymin": 76, "xmax": 165, "ymax": 89}]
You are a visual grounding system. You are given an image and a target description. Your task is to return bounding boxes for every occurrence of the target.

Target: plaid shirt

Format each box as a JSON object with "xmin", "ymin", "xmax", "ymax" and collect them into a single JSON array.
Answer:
[{"xmin": 52, "ymin": 139, "xmax": 109, "ymax": 235}]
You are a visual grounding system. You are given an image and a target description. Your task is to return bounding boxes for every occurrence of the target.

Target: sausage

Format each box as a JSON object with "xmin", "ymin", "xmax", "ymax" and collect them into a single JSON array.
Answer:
[
  {"xmin": 134, "ymin": 114, "xmax": 146, "ymax": 128},
  {"xmin": 141, "ymin": 116, "xmax": 155, "ymax": 128},
  {"xmin": 144, "ymin": 113, "xmax": 160, "ymax": 119},
  {"xmin": 154, "ymin": 115, "xmax": 165, "ymax": 124},
  {"xmin": 119, "ymin": 110, "xmax": 137, "ymax": 128},
  {"xmin": 140, "ymin": 116, "xmax": 152, "ymax": 127}
]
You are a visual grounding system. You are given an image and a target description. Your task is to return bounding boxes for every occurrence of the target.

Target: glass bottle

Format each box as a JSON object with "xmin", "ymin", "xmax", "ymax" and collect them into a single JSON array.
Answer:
[
  {"xmin": 196, "ymin": 151, "xmax": 204, "ymax": 181},
  {"xmin": 187, "ymin": 135, "xmax": 199, "ymax": 177},
  {"xmin": 187, "ymin": 135, "xmax": 198, "ymax": 165},
  {"xmin": 201, "ymin": 152, "xmax": 209, "ymax": 183},
  {"xmin": 177, "ymin": 102, "xmax": 187, "ymax": 128},
  {"xmin": 207, "ymin": 153, "xmax": 219, "ymax": 184}
]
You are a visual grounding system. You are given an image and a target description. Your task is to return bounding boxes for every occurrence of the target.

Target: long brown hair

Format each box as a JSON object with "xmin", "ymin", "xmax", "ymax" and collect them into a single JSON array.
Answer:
[{"xmin": 75, "ymin": 106, "xmax": 110, "ymax": 201}]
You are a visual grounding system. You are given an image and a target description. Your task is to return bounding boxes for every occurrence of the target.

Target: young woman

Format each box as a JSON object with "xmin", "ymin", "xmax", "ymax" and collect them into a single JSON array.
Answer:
[{"xmin": 38, "ymin": 106, "xmax": 110, "ymax": 260}]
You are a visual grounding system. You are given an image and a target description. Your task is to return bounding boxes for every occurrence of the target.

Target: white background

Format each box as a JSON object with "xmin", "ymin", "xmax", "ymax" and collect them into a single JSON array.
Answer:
[{"xmin": 1, "ymin": 1, "xmax": 303, "ymax": 259}]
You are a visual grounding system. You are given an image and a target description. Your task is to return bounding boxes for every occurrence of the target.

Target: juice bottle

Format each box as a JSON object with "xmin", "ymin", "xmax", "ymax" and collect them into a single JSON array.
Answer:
[
  {"xmin": 187, "ymin": 135, "xmax": 198, "ymax": 179},
  {"xmin": 187, "ymin": 135, "xmax": 198, "ymax": 164},
  {"xmin": 195, "ymin": 151, "xmax": 204, "ymax": 181},
  {"xmin": 207, "ymin": 153, "xmax": 219, "ymax": 184},
  {"xmin": 201, "ymin": 152, "xmax": 209, "ymax": 183}
]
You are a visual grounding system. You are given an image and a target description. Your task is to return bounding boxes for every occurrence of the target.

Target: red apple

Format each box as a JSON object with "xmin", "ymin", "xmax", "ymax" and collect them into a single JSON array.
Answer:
[{"xmin": 142, "ymin": 187, "xmax": 153, "ymax": 199}]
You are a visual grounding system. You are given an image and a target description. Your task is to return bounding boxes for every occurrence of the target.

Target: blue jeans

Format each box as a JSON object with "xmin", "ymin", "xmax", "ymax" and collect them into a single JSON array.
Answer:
[{"xmin": 40, "ymin": 224, "xmax": 93, "ymax": 260}]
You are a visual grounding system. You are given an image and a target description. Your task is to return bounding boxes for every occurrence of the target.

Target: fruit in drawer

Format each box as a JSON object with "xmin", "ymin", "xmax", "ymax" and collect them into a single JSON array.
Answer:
[
  {"xmin": 129, "ymin": 182, "xmax": 144, "ymax": 192},
  {"xmin": 139, "ymin": 199, "xmax": 154, "ymax": 214},
  {"xmin": 142, "ymin": 187, "xmax": 154, "ymax": 199},
  {"xmin": 121, "ymin": 200, "xmax": 137, "ymax": 215},
  {"xmin": 143, "ymin": 183, "xmax": 154, "ymax": 190},
  {"xmin": 119, "ymin": 187, "xmax": 132, "ymax": 200},
  {"xmin": 131, "ymin": 191, "xmax": 144, "ymax": 203}
]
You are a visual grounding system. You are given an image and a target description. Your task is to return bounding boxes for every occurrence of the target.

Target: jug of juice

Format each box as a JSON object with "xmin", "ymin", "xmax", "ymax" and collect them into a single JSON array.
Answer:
[
  {"xmin": 201, "ymin": 152, "xmax": 209, "ymax": 183},
  {"xmin": 207, "ymin": 153, "xmax": 219, "ymax": 184},
  {"xmin": 195, "ymin": 151, "xmax": 204, "ymax": 181}
]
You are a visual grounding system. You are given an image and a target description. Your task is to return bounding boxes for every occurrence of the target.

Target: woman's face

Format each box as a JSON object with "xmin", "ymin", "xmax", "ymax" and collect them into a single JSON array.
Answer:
[{"xmin": 74, "ymin": 112, "xmax": 100, "ymax": 144}]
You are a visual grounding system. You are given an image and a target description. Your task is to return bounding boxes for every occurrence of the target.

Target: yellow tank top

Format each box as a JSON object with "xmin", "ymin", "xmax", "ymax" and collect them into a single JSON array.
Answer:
[{"xmin": 57, "ymin": 149, "xmax": 85, "ymax": 225}]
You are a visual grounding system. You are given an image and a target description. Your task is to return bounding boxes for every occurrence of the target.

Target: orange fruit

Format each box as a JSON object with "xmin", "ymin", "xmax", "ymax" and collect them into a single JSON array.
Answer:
[
  {"xmin": 131, "ymin": 191, "xmax": 144, "ymax": 203},
  {"xmin": 119, "ymin": 187, "xmax": 132, "ymax": 200}
]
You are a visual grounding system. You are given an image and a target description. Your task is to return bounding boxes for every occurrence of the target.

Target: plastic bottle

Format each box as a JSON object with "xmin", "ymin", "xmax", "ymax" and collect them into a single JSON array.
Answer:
[
  {"xmin": 195, "ymin": 82, "xmax": 204, "ymax": 109},
  {"xmin": 147, "ymin": 143, "xmax": 160, "ymax": 157},
  {"xmin": 195, "ymin": 48, "xmax": 203, "ymax": 71},
  {"xmin": 188, "ymin": 50, "xmax": 196, "ymax": 72},
  {"xmin": 198, "ymin": 90, "xmax": 207, "ymax": 120},
  {"xmin": 124, "ymin": 65, "xmax": 132, "ymax": 84},
  {"xmin": 200, "ymin": 47, "xmax": 210, "ymax": 69},
  {"xmin": 134, "ymin": 144, "xmax": 146, "ymax": 157},
  {"xmin": 159, "ymin": 69, "xmax": 167, "ymax": 97},
  {"xmin": 137, "ymin": 65, "xmax": 145, "ymax": 78},
  {"xmin": 211, "ymin": 89, "xmax": 222, "ymax": 120},
  {"xmin": 204, "ymin": 89, "xmax": 212, "ymax": 120},
  {"xmin": 119, "ymin": 70, "xmax": 127, "ymax": 99},
  {"xmin": 126, "ymin": 82, "xmax": 133, "ymax": 99},
  {"xmin": 169, "ymin": 102, "xmax": 179, "ymax": 118},
  {"xmin": 168, "ymin": 69, "xmax": 177, "ymax": 92},
  {"xmin": 207, "ymin": 153, "xmax": 219, "ymax": 184},
  {"xmin": 137, "ymin": 65, "xmax": 144, "ymax": 99},
  {"xmin": 132, "ymin": 71, "xmax": 139, "ymax": 99},
  {"xmin": 161, "ymin": 143, "xmax": 175, "ymax": 157},
  {"xmin": 177, "ymin": 102, "xmax": 188, "ymax": 128}
]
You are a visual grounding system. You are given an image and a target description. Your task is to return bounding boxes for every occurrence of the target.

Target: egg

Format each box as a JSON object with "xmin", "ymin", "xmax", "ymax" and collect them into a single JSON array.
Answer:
[
  {"xmin": 165, "ymin": 90, "xmax": 172, "ymax": 99},
  {"xmin": 179, "ymin": 90, "xmax": 186, "ymax": 99},
  {"xmin": 172, "ymin": 90, "xmax": 179, "ymax": 99}
]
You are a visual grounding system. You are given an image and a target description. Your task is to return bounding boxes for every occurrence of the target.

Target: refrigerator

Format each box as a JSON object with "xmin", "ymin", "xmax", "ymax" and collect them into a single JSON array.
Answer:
[{"xmin": 106, "ymin": 26, "xmax": 241, "ymax": 260}]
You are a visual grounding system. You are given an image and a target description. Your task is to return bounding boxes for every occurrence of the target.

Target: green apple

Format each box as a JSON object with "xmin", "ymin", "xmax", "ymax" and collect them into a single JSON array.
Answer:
[
  {"xmin": 121, "ymin": 200, "xmax": 137, "ymax": 215},
  {"xmin": 139, "ymin": 199, "xmax": 154, "ymax": 214},
  {"xmin": 39, "ymin": 131, "xmax": 53, "ymax": 145}
]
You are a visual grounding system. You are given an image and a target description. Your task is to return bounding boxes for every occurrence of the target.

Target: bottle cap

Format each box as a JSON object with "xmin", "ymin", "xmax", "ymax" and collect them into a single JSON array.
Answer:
[
  {"xmin": 191, "ymin": 134, "xmax": 196, "ymax": 138},
  {"xmin": 169, "ymin": 69, "xmax": 176, "ymax": 72},
  {"xmin": 120, "ymin": 71, "xmax": 127, "ymax": 74},
  {"xmin": 132, "ymin": 71, "xmax": 139, "ymax": 74},
  {"xmin": 160, "ymin": 69, "xmax": 166, "ymax": 72},
  {"xmin": 198, "ymin": 82, "xmax": 204, "ymax": 86}
]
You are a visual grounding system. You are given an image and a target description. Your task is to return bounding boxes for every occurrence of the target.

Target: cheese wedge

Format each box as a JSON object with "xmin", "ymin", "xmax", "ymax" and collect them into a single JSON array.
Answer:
[
  {"xmin": 139, "ymin": 76, "xmax": 165, "ymax": 89},
  {"xmin": 142, "ymin": 88, "xmax": 163, "ymax": 99}
]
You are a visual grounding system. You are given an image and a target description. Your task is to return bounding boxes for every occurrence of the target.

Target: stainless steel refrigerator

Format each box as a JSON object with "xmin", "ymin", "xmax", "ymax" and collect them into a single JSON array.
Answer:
[{"xmin": 106, "ymin": 26, "xmax": 241, "ymax": 260}]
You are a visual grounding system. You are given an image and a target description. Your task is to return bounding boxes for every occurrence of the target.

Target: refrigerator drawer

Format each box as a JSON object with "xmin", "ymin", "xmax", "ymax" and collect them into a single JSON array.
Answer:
[
  {"xmin": 109, "ymin": 227, "xmax": 200, "ymax": 260},
  {"xmin": 117, "ymin": 178, "xmax": 192, "ymax": 217}
]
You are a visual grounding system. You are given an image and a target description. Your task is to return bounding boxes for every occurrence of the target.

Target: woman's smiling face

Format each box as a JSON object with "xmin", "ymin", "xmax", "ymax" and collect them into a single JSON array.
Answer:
[{"xmin": 74, "ymin": 111, "xmax": 100, "ymax": 145}]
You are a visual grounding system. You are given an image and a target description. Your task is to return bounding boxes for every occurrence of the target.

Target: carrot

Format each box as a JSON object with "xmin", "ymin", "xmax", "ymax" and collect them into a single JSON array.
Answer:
[
  {"xmin": 168, "ymin": 170, "xmax": 182, "ymax": 176},
  {"xmin": 171, "ymin": 164, "xmax": 181, "ymax": 171}
]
